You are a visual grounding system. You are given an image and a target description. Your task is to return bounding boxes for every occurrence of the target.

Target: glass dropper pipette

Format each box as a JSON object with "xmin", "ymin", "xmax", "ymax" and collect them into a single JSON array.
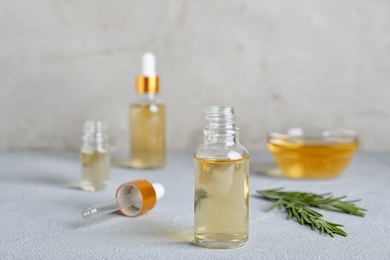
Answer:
[{"xmin": 82, "ymin": 180, "xmax": 164, "ymax": 219}]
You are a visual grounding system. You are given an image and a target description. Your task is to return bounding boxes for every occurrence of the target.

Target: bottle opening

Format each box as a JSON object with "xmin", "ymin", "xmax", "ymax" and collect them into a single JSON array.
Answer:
[
  {"xmin": 82, "ymin": 120, "xmax": 109, "ymax": 150},
  {"xmin": 205, "ymin": 106, "xmax": 238, "ymax": 130},
  {"xmin": 83, "ymin": 120, "xmax": 107, "ymax": 135}
]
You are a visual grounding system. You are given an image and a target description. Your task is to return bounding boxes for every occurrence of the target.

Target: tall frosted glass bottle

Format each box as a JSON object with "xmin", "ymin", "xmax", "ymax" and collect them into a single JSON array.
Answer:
[
  {"xmin": 130, "ymin": 53, "xmax": 166, "ymax": 168},
  {"xmin": 194, "ymin": 106, "xmax": 249, "ymax": 249}
]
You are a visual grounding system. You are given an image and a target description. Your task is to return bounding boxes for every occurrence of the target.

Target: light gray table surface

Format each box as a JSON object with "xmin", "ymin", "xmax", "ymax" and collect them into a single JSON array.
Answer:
[{"xmin": 0, "ymin": 151, "xmax": 389, "ymax": 259}]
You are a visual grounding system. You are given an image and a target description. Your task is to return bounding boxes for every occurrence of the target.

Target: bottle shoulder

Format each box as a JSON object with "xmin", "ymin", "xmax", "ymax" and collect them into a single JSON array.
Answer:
[
  {"xmin": 131, "ymin": 99, "xmax": 164, "ymax": 106},
  {"xmin": 194, "ymin": 143, "xmax": 249, "ymax": 160},
  {"xmin": 132, "ymin": 93, "xmax": 164, "ymax": 105},
  {"xmin": 131, "ymin": 102, "xmax": 165, "ymax": 108}
]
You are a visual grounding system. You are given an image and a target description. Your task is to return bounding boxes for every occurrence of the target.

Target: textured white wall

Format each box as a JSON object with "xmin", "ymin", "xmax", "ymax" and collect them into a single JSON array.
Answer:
[{"xmin": 1, "ymin": 0, "xmax": 390, "ymax": 152}]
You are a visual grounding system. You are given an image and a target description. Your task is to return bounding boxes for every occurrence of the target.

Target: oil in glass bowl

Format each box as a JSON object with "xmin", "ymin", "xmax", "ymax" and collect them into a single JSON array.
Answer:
[{"xmin": 267, "ymin": 128, "xmax": 358, "ymax": 178}]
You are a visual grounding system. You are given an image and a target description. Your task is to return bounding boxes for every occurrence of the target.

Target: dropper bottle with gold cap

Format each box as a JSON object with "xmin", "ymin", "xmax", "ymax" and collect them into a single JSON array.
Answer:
[{"xmin": 129, "ymin": 53, "xmax": 166, "ymax": 168}]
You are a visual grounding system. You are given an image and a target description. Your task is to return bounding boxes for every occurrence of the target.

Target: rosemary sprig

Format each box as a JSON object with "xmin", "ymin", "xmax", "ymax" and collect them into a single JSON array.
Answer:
[
  {"xmin": 195, "ymin": 188, "xmax": 208, "ymax": 209},
  {"xmin": 258, "ymin": 188, "xmax": 367, "ymax": 217},
  {"xmin": 256, "ymin": 188, "xmax": 367, "ymax": 237}
]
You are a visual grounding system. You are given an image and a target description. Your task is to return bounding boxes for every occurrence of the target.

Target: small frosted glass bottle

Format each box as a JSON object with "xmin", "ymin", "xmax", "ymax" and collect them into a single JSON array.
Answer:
[
  {"xmin": 129, "ymin": 53, "xmax": 165, "ymax": 168},
  {"xmin": 194, "ymin": 106, "xmax": 249, "ymax": 249},
  {"xmin": 81, "ymin": 121, "xmax": 110, "ymax": 191}
]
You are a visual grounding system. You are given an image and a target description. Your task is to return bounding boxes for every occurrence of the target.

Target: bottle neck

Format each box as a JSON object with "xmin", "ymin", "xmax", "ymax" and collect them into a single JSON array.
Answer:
[
  {"xmin": 82, "ymin": 121, "xmax": 109, "ymax": 150},
  {"xmin": 137, "ymin": 93, "xmax": 158, "ymax": 103},
  {"xmin": 203, "ymin": 134, "xmax": 239, "ymax": 146},
  {"xmin": 203, "ymin": 106, "xmax": 239, "ymax": 146}
]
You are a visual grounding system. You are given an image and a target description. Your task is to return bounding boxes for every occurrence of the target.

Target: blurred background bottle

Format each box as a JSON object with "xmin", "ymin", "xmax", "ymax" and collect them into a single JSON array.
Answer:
[
  {"xmin": 129, "ymin": 53, "xmax": 166, "ymax": 168},
  {"xmin": 81, "ymin": 120, "xmax": 110, "ymax": 191}
]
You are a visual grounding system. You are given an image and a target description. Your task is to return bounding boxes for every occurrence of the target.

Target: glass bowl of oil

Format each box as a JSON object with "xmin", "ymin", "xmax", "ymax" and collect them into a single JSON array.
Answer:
[{"xmin": 267, "ymin": 128, "xmax": 358, "ymax": 179}]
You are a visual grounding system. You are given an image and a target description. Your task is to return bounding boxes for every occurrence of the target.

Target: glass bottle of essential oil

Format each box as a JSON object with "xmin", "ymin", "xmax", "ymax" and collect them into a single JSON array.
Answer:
[
  {"xmin": 194, "ymin": 106, "xmax": 249, "ymax": 249},
  {"xmin": 129, "ymin": 53, "xmax": 165, "ymax": 168},
  {"xmin": 81, "ymin": 121, "xmax": 110, "ymax": 191}
]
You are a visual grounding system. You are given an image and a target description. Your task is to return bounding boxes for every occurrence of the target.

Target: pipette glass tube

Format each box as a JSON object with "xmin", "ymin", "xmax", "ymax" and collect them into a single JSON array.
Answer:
[
  {"xmin": 82, "ymin": 180, "xmax": 164, "ymax": 219},
  {"xmin": 82, "ymin": 192, "xmax": 141, "ymax": 219}
]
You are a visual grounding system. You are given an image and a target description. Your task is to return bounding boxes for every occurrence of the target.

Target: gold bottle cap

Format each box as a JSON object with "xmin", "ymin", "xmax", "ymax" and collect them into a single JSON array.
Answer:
[
  {"xmin": 136, "ymin": 76, "xmax": 159, "ymax": 94},
  {"xmin": 115, "ymin": 179, "xmax": 164, "ymax": 217}
]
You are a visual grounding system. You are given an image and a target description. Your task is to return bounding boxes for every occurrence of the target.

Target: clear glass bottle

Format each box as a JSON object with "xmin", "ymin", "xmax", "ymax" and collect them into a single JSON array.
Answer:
[
  {"xmin": 81, "ymin": 120, "xmax": 110, "ymax": 191},
  {"xmin": 129, "ymin": 53, "xmax": 166, "ymax": 168},
  {"xmin": 194, "ymin": 106, "xmax": 249, "ymax": 249}
]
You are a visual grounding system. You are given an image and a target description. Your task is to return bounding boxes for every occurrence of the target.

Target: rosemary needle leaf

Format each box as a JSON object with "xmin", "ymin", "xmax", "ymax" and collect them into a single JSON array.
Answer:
[
  {"xmin": 267, "ymin": 199, "xmax": 282, "ymax": 211},
  {"xmin": 320, "ymin": 225, "xmax": 324, "ymax": 234},
  {"xmin": 291, "ymin": 207, "xmax": 299, "ymax": 221},
  {"xmin": 323, "ymin": 224, "xmax": 332, "ymax": 235},
  {"xmin": 288, "ymin": 210, "xmax": 293, "ymax": 220},
  {"xmin": 300, "ymin": 212, "xmax": 312, "ymax": 224},
  {"xmin": 313, "ymin": 219, "xmax": 321, "ymax": 229}
]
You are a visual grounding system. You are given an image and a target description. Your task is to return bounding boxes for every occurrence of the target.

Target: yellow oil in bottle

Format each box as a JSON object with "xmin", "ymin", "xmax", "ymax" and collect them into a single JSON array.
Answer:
[
  {"xmin": 81, "ymin": 149, "xmax": 110, "ymax": 191},
  {"xmin": 267, "ymin": 141, "xmax": 358, "ymax": 178},
  {"xmin": 130, "ymin": 103, "xmax": 165, "ymax": 168},
  {"xmin": 194, "ymin": 157, "xmax": 249, "ymax": 248}
]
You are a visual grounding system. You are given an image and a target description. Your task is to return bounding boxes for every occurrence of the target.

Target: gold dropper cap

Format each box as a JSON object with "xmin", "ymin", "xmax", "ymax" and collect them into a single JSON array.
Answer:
[
  {"xmin": 136, "ymin": 76, "xmax": 159, "ymax": 94},
  {"xmin": 136, "ymin": 52, "xmax": 159, "ymax": 94},
  {"xmin": 115, "ymin": 179, "xmax": 159, "ymax": 217}
]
